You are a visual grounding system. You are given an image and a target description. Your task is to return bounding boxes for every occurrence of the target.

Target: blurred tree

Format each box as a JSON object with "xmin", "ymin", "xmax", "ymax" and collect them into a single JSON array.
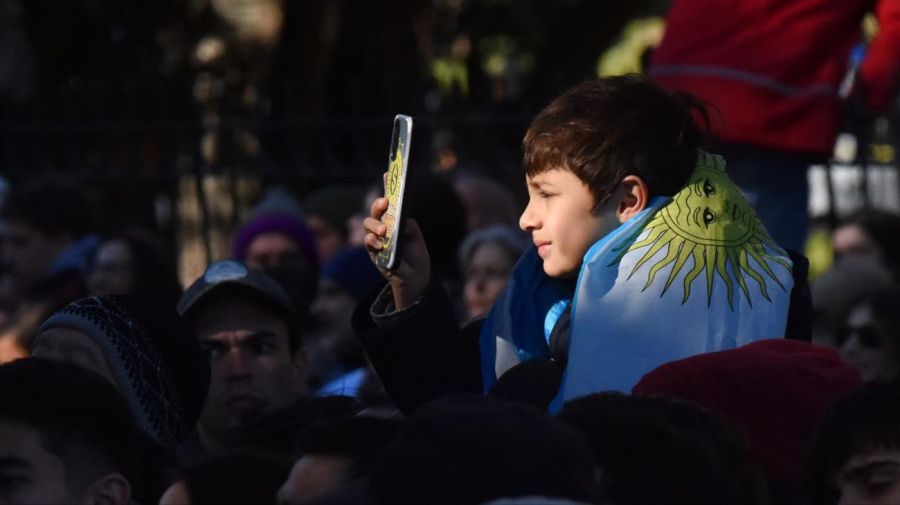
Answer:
[
  {"xmin": 18, "ymin": 0, "xmax": 193, "ymax": 119},
  {"xmin": 1, "ymin": 0, "xmax": 668, "ymax": 276}
]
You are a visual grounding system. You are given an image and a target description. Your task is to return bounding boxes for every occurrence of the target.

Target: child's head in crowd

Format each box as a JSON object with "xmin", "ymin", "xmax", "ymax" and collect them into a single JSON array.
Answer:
[{"xmin": 519, "ymin": 75, "xmax": 705, "ymax": 277}]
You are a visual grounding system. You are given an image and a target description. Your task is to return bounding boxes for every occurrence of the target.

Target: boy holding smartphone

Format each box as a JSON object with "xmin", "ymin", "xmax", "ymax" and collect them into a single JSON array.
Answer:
[{"xmin": 357, "ymin": 75, "xmax": 798, "ymax": 413}]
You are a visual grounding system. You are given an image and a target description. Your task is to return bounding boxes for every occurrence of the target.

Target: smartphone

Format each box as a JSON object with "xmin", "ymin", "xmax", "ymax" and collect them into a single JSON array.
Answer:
[{"xmin": 375, "ymin": 114, "xmax": 413, "ymax": 270}]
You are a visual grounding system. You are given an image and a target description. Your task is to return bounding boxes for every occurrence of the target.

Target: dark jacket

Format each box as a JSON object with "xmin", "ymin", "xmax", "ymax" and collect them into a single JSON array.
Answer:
[{"xmin": 353, "ymin": 252, "xmax": 810, "ymax": 416}]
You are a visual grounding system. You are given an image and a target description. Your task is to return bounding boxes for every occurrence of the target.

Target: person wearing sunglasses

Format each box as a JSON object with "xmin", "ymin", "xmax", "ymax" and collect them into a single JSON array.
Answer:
[{"xmin": 839, "ymin": 286, "xmax": 900, "ymax": 381}]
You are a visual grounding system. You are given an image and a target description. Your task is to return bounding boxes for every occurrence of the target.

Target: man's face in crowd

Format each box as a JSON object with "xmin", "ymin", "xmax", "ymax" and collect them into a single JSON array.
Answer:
[
  {"xmin": 1, "ymin": 222, "xmax": 70, "ymax": 294},
  {"xmin": 191, "ymin": 297, "xmax": 306, "ymax": 448},
  {"xmin": 840, "ymin": 303, "xmax": 899, "ymax": 382},
  {"xmin": 246, "ymin": 232, "xmax": 303, "ymax": 271},
  {"xmin": 0, "ymin": 422, "xmax": 82, "ymax": 505},
  {"xmin": 519, "ymin": 168, "xmax": 613, "ymax": 278},
  {"xmin": 836, "ymin": 449, "xmax": 900, "ymax": 505},
  {"xmin": 87, "ymin": 239, "xmax": 135, "ymax": 297},
  {"xmin": 833, "ymin": 224, "xmax": 880, "ymax": 264},
  {"xmin": 463, "ymin": 241, "xmax": 517, "ymax": 320}
]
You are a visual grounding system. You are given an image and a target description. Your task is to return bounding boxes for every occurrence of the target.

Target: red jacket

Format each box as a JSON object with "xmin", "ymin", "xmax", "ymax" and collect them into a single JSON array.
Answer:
[{"xmin": 651, "ymin": 0, "xmax": 900, "ymax": 156}]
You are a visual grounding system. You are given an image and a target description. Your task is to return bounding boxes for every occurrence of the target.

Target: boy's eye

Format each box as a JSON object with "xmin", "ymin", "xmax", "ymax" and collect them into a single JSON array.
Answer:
[{"xmin": 537, "ymin": 190, "xmax": 556, "ymax": 199}]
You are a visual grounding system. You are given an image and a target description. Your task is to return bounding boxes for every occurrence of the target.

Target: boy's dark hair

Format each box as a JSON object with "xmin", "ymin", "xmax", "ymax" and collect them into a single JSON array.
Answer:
[
  {"xmin": 524, "ymin": 75, "xmax": 707, "ymax": 208},
  {"xmin": 559, "ymin": 392, "xmax": 763, "ymax": 505},
  {"xmin": 0, "ymin": 358, "xmax": 139, "ymax": 492},
  {"xmin": 1, "ymin": 179, "xmax": 91, "ymax": 237},
  {"xmin": 807, "ymin": 381, "xmax": 900, "ymax": 505}
]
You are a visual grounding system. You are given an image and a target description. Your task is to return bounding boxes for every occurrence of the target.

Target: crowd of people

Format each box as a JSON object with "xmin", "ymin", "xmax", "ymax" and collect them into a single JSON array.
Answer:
[{"xmin": 1, "ymin": 1, "xmax": 900, "ymax": 503}]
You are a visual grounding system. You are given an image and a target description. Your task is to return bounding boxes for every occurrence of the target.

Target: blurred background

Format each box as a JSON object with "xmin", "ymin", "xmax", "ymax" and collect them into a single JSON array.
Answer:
[
  {"xmin": 0, "ymin": 0, "xmax": 674, "ymax": 282},
  {"xmin": 0, "ymin": 0, "xmax": 894, "ymax": 282}
]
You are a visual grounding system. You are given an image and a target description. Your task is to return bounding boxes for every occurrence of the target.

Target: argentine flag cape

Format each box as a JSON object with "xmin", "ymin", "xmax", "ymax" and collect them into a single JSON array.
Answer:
[{"xmin": 480, "ymin": 151, "xmax": 793, "ymax": 411}]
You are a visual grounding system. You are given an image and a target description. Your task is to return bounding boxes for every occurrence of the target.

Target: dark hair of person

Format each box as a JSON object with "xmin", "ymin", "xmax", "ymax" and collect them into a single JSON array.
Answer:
[
  {"xmin": 0, "ymin": 358, "xmax": 140, "ymax": 493},
  {"xmin": 1, "ymin": 178, "xmax": 91, "ymax": 237},
  {"xmin": 807, "ymin": 381, "xmax": 900, "ymax": 505},
  {"xmin": 523, "ymin": 75, "xmax": 708, "ymax": 209},
  {"xmin": 170, "ymin": 452, "xmax": 291, "ymax": 505},
  {"xmin": 299, "ymin": 415, "xmax": 405, "ymax": 480},
  {"xmin": 840, "ymin": 209, "xmax": 900, "ymax": 279},
  {"xmin": 559, "ymin": 392, "xmax": 764, "ymax": 505},
  {"xmin": 92, "ymin": 229, "xmax": 183, "ymax": 304},
  {"xmin": 372, "ymin": 395, "xmax": 599, "ymax": 505},
  {"xmin": 235, "ymin": 395, "xmax": 360, "ymax": 458}
]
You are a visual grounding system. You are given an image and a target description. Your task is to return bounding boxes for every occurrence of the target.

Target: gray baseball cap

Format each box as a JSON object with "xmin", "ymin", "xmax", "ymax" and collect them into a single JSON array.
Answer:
[{"xmin": 177, "ymin": 259, "xmax": 295, "ymax": 319}]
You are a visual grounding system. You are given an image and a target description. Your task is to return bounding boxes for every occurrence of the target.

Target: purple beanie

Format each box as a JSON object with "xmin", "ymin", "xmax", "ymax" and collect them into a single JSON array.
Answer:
[{"xmin": 233, "ymin": 213, "xmax": 320, "ymax": 270}]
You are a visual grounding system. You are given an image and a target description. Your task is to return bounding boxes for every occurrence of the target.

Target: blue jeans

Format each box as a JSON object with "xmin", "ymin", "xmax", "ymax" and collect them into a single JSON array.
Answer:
[{"xmin": 716, "ymin": 144, "xmax": 817, "ymax": 253}]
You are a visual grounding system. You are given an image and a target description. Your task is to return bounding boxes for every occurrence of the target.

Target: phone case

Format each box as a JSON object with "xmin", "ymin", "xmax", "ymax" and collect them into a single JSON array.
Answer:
[{"xmin": 376, "ymin": 114, "xmax": 413, "ymax": 270}]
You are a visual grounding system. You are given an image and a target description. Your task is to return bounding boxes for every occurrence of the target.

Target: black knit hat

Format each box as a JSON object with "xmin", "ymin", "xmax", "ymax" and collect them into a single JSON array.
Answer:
[{"xmin": 38, "ymin": 295, "xmax": 210, "ymax": 452}]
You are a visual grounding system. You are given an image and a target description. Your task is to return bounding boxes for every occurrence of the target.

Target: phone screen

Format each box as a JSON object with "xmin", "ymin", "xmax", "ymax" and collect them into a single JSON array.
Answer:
[{"xmin": 376, "ymin": 114, "xmax": 413, "ymax": 269}]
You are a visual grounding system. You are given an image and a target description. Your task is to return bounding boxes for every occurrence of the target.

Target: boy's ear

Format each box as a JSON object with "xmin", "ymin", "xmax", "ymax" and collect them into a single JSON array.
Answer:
[
  {"xmin": 84, "ymin": 473, "xmax": 131, "ymax": 505},
  {"xmin": 616, "ymin": 175, "xmax": 649, "ymax": 223}
]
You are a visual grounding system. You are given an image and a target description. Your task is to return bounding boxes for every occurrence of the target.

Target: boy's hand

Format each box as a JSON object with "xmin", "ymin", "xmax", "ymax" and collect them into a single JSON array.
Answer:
[{"xmin": 364, "ymin": 196, "xmax": 432, "ymax": 310}]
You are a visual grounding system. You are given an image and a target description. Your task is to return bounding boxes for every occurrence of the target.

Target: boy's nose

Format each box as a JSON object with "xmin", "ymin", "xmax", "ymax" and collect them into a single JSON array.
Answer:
[{"xmin": 519, "ymin": 202, "xmax": 539, "ymax": 232}]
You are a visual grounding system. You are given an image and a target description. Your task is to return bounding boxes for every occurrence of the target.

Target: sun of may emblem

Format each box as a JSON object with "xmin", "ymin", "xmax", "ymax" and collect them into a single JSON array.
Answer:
[
  {"xmin": 379, "ymin": 139, "xmax": 405, "ymax": 255},
  {"xmin": 610, "ymin": 151, "xmax": 790, "ymax": 308}
]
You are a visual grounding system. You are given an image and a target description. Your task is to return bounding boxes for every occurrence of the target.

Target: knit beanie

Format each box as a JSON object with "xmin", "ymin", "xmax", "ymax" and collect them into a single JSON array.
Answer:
[
  {"xmin": 38, "ymin": 295, "xmax": 210, "ymax": 452},
  {"xmin": 232, "ymin": 213, "xmax": 319, "ymax": 270}
]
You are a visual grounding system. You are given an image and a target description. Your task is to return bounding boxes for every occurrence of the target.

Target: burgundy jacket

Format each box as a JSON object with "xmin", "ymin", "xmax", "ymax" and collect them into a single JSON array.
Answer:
[{"xmin": 651, "ymin": 0, "xmax": 900, "ymax": 156}]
